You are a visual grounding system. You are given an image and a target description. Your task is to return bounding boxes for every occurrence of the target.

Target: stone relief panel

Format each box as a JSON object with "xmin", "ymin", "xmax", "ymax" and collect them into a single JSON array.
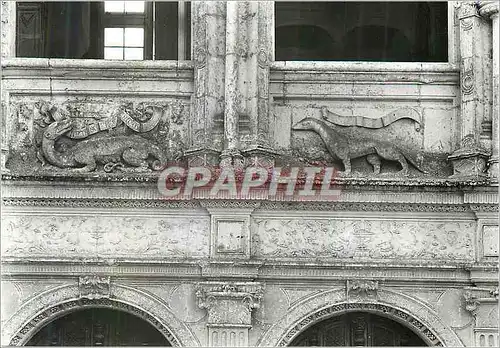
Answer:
[
  {"xmin": 251, "ymin": 218, "xmax": 475, "ymax": 260},
  {"xmin": 271, "ymin": 99, "xmax": 457, "ymax": 177},
  {"xmin": 1, "ymin": 214, "xmax": 210, "ymax": 259},
  {"xmin": 5, "ymin": 97, "xmax": 190, "ymax": 175}
]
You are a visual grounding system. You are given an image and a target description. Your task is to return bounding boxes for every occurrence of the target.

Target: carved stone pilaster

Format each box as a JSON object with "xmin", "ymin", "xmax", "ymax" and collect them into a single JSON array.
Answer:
[
  {"xmin": 450, "ymin": 2, "xmax": 493, "ymax": 179},
  {"xmin": 463, "ymin": 287, "xmax": 498, "ymax": 325},
  {"xmin": 196, "ymin": 281, "xmax": 264, "ymax": 347},
  {"xmin": 478, "ymin": 1, "xmax": 499, "ymax": 181},
  {"xmin": 1, "ymin": 1, "xmax": 17, "ymax": 59},
  {"xmin": 189, "ymin": 2, "xmax": 226, "ymax": 161},
  {"xmin": 347, "ymin": 280, "xmax": 379, "ymax": 301},
  {"xmin": 78, "ymin": 275, "xmax": 110, "ymax": 299}
]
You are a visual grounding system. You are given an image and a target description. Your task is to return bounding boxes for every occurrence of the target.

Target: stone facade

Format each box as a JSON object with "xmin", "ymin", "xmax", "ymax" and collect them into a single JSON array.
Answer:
[{"xmin": 1, "ymin": 1, "xmax": 498, "ymax": 347}]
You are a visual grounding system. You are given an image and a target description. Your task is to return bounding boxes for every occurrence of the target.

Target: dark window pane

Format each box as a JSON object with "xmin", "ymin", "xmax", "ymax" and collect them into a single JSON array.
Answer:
[{"xmin": 275, "ymin": 2, "xmax": 448, "ymax": 62}]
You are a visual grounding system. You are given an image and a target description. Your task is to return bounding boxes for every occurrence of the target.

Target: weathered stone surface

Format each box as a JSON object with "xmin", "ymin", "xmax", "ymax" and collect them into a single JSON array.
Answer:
[
  {"xmin": 1, "ymin": 214, "xmax": 210, "ymax": 258},
  {"xmin": 252, "ymin": 218, "xmax": 475, "ymax": 260}
]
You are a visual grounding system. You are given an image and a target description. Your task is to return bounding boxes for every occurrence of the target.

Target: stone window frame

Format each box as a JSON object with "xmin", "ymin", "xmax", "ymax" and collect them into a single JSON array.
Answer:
[{"xmin": 12, "ymin": 1, "xmax": 192, "ymax": 61}]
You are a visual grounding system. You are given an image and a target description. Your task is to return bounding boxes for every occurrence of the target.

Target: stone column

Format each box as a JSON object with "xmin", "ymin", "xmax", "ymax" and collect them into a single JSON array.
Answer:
[
  {"xmin": 220, "ymin": 1, "xmax": 243, "ymax": 168},
  {"xmin": 448, "ymin": 2, "xmax": 490, "ymax": 179},
  {"xmin": 185, "ymin": 2, "xmax": 226, "ymax": 167},
  {"xmin": 218, "ymin": 1, "xmax": 276, "ymax": 169},
  {"xmin": 240, "ymin": 2, "xmax": 277, "ymax": 168},
  {"xmin": 196, "ymin": 282, "xmax": 264, "ymax": 347},
  {"xmin": 478, "ymin": 1, "xmax": 499, "ymax": 180}
]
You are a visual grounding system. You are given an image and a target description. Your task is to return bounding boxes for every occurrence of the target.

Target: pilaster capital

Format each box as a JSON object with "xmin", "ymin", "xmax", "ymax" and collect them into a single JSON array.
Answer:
[
  {"xmin": 463, "ymin": 286, "xmax": 499, "ymax": 315},
  {"xmin": 195, "ymin": 281, "xmax": 264, "ymax": 326},
  {"xmin": 477, "ymin": 1, "xmax": 499, "ymax": 19},
  {"xmin": 458, "ymin": 2, "xmax": 481, "ymax": 20}
]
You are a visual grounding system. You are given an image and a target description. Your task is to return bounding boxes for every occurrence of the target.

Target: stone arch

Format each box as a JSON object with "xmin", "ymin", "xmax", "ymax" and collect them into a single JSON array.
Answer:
[
  {"xmin": 3, "ymin": 283, "xmax": 200, "ymax": 347},
  {"xmin": 257, "ymin": 288, "xmax": 464, "ymax": 347}
]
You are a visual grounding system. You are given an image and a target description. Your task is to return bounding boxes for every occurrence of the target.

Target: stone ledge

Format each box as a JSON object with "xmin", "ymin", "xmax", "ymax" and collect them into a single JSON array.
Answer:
[
  {"xmin": 2, "ymin": 259, "xmax": 496, "ymax": 283},
  {"xmin": 270, "ymin": 61, "xmax": 459, "ymax": 73},
  {"xmin": 1, "ymin": 58, "xmax": 194, "ymax": 70}
]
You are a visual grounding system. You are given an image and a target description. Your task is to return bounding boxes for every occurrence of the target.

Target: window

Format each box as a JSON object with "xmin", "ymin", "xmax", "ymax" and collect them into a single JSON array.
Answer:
[
  {"xmin": 275, "ymin": 2, "xmax": 448, "ymax": 62},
  {"xmin": 16, "ymin": 1, "xmax": 191, "ymax": 60}
]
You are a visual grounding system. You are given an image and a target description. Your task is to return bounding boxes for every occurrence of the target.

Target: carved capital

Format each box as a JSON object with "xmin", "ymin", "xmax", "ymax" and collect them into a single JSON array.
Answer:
[
  {"xmin": 463, "ymin": 286, "xmax": 499, "ymax": 315},
  {"xmin": 477, "ymin": 1, "xmax": 499, "ymax": 19},
  {"xmin": 347, "ymin": 280, "xmax": 379, "ymax": 300},
  {"xmin": 195, "ymin": 281, "xmax": 264, "ymax": 327},
  {"xmin": 458, "ymin": 2, "xmax": 481, "ymax": 21},
  {"xmin": 78, "ymin": 275, "xmax": 110, "ymax": 299}
]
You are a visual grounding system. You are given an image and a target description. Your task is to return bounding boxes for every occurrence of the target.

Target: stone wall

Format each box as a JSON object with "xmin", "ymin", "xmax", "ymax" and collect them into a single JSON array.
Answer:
[{"xmin": 1, "ymin": 1, "xmax": 498, "ymax": 347}]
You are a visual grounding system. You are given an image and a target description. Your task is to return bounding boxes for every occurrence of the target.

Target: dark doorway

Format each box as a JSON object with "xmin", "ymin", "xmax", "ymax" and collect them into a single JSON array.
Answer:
[
  {"xmin": 26, "ymin": 307, "xmax": 172, "ymax": 346},
  {"xmin": 290, "ymin": 312, "xmax": 428, "ymax": 346}
]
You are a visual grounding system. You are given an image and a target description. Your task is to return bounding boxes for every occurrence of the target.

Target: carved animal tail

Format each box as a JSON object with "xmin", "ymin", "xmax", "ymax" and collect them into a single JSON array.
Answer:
[
  {"xmin": 402, "ymin": 151, "xmax": 429, "ymax": 174},
  {"xmin": 149, "ymin": 145, "xmax": 167, "ymax": 171}
]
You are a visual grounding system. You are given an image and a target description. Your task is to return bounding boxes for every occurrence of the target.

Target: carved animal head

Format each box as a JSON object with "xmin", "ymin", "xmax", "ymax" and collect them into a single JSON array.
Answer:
[
  {"xmin": 292, "ymin": 117, "xmax": 323, "ymax": 131},
  {"xmin": 43, "ymin": 118, "xmax": 73, "ymax": 140}
]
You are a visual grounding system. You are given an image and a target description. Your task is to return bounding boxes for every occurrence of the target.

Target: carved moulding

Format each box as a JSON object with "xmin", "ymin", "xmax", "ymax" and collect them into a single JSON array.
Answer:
[
  {"xmin": 257, "ymin": 288, "xmax": 464, "ymax": 347},
  {"xmin": 276, "ymin": 302, "xmax": 443, "ymax": 347},
  {"xmin": 4, "ymin": 282, "xmax": 199, "ymax": 347},
  {"xmin": 9, "ymin": 298, "xmax": 180, "ymax": 346}
]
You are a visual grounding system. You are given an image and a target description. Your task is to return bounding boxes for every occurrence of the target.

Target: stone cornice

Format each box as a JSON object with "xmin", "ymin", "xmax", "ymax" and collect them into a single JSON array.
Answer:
[{"xmin": 2, "ymin": 259, "xmax": 497, "ymax": 283}]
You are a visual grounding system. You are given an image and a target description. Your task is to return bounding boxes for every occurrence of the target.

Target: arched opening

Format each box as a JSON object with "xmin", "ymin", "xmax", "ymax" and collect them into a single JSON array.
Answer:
[
  {"xmin": 290, "ymin": 312, "xmax": 428, "ymax": 346},
  {"xmin": 25, "ymin": 307, "xmax": 172, "ymax": 346}
]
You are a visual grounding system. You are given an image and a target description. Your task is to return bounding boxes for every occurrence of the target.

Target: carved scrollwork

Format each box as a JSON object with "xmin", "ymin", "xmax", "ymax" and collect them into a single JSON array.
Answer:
[
  {"xmin": 462, "ymin": 67, "xmax": 475, "ymax": 95},
  {"xmin": 194, "ymin": 47, "xmax": 207, "ymax": 69}
]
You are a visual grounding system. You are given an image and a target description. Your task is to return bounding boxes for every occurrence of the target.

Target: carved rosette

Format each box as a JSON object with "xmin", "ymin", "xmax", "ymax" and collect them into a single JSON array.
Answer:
[
  {"xmin": 195, "ymin": 282, "xmax": 264, "ymax": 326},
  {"xmin": 347, "ymin": 280, "xmax": 379, "ymax": 301},
  {"xmin": 78, "ymin": 275, "xmax": 110, "ymax": 299}
]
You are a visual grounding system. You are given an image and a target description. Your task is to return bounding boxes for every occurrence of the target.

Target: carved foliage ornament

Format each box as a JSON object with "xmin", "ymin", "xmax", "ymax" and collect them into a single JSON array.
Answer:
[{"xmin": 79, "ymin": 275, "xmax": 110, "ymax": 300}]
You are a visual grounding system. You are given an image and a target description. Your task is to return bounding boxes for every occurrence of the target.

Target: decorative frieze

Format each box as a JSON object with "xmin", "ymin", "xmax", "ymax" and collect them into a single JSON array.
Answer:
[
  {"xmin": 252, "ymin": 218, "xmax": 475, "ymax": 261},
  {"xmin": 78, "ymin": 275, "xmax": 110, "ymax": 300}
]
